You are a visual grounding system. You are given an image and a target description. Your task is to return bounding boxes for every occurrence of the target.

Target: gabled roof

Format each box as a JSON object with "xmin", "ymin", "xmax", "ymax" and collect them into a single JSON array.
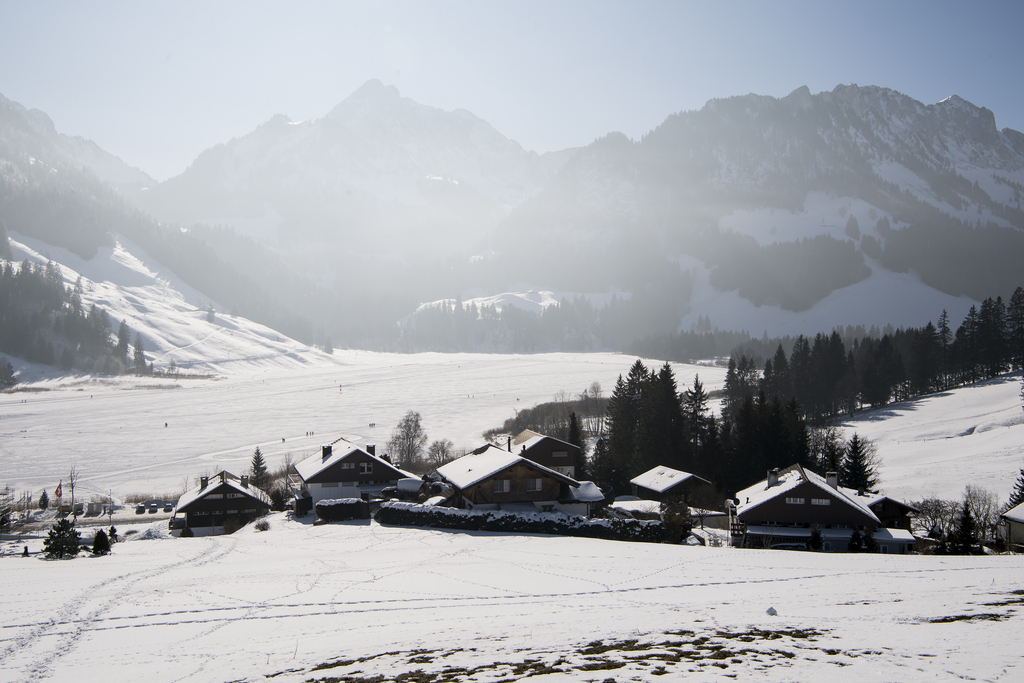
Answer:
[
  {"xmin": 515, "ymin": 432, "xmax": 578, "ymax": 453},
  {"xmin": 862, "ymin": 493, "xmax": 920, "ymax": 514},
  {"xmin": 1003, "ymin": 501, "xmax": 1024, "ymax": 525},
  {"xmin": 437, "ymin": 444, "xmax": 580, "ymax": 490},
  {"xmin": 175, "ymin": 476, "xmax": 271, "ymax": 512},
  {"xmin": 295, "ymin": 442, "xmax": 416, "ymax": 482},
  {"xmin": 736, "ymin": 464, "xmax": 879, "ymax": 524},
  {"xmin": 630, "ymin": 465, "xmax": 710, "ymax": 494}
]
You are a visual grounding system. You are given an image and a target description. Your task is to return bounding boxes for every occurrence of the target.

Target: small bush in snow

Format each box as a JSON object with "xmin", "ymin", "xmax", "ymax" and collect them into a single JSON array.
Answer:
[{"xmin": 254, "ymin": 519, "xmax": 270, "ymax": 532}]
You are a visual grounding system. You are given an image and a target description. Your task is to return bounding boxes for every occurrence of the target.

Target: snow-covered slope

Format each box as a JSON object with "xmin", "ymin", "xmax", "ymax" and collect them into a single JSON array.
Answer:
[
  {"xmin": 8, "ymin": 233, "xmax": 336, "ymax": 377},
  {"xmin": 840, "ymin": 372, "xmax": 1024, "ymax": 502}
]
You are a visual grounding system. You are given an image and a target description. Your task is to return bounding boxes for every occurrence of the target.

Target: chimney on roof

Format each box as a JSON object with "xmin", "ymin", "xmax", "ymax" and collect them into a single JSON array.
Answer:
[
  {"xmin": 241, "ymin": 475, "xmax": 249, "ymax": 488},
  {"xmin": 367, "ymin": 444, "xmax": 375, "ymax": 456},
  {"xmin": 200, "ymin": 476, "xmax": 208, "ymax": 490},
  {"xmin": 322, "ymin": 445, "xmax": 332, "ymax": 461},
  {"xmin": 767, "ymin": 468, "xmax": 779, "ymax": 488},
  {"xmin": 826, "ymin": 472, "xmax": 838, "ymax": 490},
  {"xmin": 220, "ymin": 471, "xmax": 227, "ymax": 484},
  {"xmin": 507, "ymin": 436, "xmax": 511, "ymax": 452}
]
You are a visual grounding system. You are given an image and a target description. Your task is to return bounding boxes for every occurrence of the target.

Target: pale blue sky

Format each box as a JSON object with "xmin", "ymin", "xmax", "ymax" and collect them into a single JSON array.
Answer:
[{"xmin": 2, "ymin": 0, "xmax": 1022, "ymax": 180}]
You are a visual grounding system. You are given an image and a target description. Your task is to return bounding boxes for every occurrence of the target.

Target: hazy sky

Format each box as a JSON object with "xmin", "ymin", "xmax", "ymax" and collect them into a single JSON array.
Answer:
[{"xmin": 2, "ymin": 0, "xmax": 1022, "ymax": 181}]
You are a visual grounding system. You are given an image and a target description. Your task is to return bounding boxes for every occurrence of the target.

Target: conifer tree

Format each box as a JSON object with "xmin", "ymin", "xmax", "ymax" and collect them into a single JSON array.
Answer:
[
  {"xmin": 38, "ymin": 489, "xmax": 49, "ymax": 511},
  {"xmin": 92, "ymin": 528, "xmax": 110, "ymax": 555},
  {"xmin": 567, "ymin": 412, "xmax": 583, "ymax": 452},
  {"xmin": 116, "ymin": 319, "xmax": 131, "ymax": 360},
  {"xmin": 848, "ymin": 529, "xmax": 863, "ymax": 552},
  {"xmin": 250, "ymin": 446, "xmax": 269, "ymax": 491},
  {"xmin": 809, "ymin": 525, "xmax": 824, "ymax": 551},
  {"xmin": 841, "ymin": 433, "xmax": 879, "ymax": 493},
  {"xmin": 43, "ymin": 518, "xmax": 81, "ymax": 558},
  {"xmin": 954, "ymin": 501, "xmax": 975, "ymax": 554},
  {"xmin": 133, "ymin": 333, "xmax": 146, "ymax": 373},
  {"xmin": 1007, "ymin": 462, "xmax": 1024, "ymax": 509}
]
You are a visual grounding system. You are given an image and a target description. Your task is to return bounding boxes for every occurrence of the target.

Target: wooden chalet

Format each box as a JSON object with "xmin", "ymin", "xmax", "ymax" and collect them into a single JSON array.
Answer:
[
  {"xmin": 170, "ymin": 471, "xmax": 270, "ymax": 537},
  {"xmin": 512, "ymin": 430, "xmax": 583, "ymax": 478},
  {"xmin": 732, "ymin": 464, "xmax": 915, "ymax": 553},
  {"xmin": 293, "ymin": 442, "xmax": 418, "ymax": 511},
  {"xmin": 436, "ymin": 444, "xmax": 603, "ymax": 515}
]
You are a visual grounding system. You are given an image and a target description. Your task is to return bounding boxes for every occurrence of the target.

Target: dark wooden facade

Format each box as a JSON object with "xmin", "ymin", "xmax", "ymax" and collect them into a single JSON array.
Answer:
[
  {"xmin": 458, "ymin": 461, "xmax": 568, "ymax": 509},
  {"xmin": 176, "ymin": 476, "xmax": 269, "ymax": 534},
  {"xmin": 868, "ymin": 497, "xmax": 917, "ymax": 531},
  {"xmin": 516, "ymin": 435, "xmax": 582, "ymax": 478},
  {"xmin": 304, "ymin": 450, "xmax": 406, "ymax": 487},
  {"xmin": 738, "ymin": 481, "xmax": 877, "ymax": 529}
]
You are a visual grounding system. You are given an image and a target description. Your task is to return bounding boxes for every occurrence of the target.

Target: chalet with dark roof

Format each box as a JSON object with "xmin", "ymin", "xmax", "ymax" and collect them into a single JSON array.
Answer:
[
  {"xmin": 170, "ymin": 471, "xmax": 270, "ymax": 537},
  {"xmin": 733, "ymin": 464, "xmax": 915, "ymax": 553}
]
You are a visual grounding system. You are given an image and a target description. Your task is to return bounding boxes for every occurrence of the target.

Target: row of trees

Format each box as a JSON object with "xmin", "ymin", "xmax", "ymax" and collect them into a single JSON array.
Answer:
[
  {"xmin": 720, "ymin": 289, "xmax": 1024, "ymax": 425},
  {"xmin": 589, "ymin": 360, "xmax": 879, "ymax": 498}
]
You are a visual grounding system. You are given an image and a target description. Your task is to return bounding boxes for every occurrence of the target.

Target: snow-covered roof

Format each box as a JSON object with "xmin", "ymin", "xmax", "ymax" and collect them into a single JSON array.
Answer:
[
  {"xmin": 736, "ymin": 465, "xmax": 879, "ymax": 524},
  {"xmin": 175, "ymin": 475, "xmax": 271, "ymax": 511},
  {"xmin": 515, "ymin": 432, "xmax": 576, "ymax": 453},
  {"xmin": 630, "ymin": 465, "xmax": 709, "ymax": 494},
  {"xmin": 608, "ymin": 499, "xmax": 661, "ymax": 516},
  {"xmin": 860, "ymin": 492, "xmax": 920, "ymax": 513},
  {"xmin": 437, "ymin": 444, "xmax": 579, "ymax": 490},
  {"xmin": 743, "ymin": 525, "xmax": 914, "ymax": 542},
  {"xmin": 295, "ymin": 442, "xmax": 416, "ymax": 482},
  {"xmin": 1002, "ymin": 501, "xmax": 1024, "ymax": 525},
  {"xmin": 565, "ymin": 481, "xmax": 605, "ymax": 503}
]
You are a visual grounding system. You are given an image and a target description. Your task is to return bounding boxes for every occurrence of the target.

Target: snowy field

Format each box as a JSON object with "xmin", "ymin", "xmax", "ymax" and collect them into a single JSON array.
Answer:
[
  {"xmin": 0, "ymin": 350, "xmax": 721, "ymax": 500},
  {"xmin": 2, "ymin": 515, "xmax": 1021, "ymax": 683}
]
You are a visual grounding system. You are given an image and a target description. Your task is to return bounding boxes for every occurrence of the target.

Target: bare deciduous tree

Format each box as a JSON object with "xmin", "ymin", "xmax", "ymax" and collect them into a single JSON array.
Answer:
[
  {"xmin": 387, "ymin": 410, "xmax": 428, "ymax": 470},
  {"xmin": 963, "ymin": 484, "xmax": 999, "ymax": 542},
  {"xmin": 427, "ymin": 439, "xmax": 455, "ymax": 469}
]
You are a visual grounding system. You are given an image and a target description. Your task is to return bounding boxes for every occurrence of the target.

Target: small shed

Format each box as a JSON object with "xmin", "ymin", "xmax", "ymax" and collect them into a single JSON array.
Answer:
[{"xmin": 630, "ymin": 466, "xmax": 711, "ymax": 503}]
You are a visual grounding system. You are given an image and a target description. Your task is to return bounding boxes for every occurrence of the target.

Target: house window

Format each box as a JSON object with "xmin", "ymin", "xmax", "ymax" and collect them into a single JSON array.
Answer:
[
  {"xmin": 226, "ymin": 510, "xmax": 238, "ymax": 514},
  {"xmin": 227, "ymin": 493, "xmax": 242, "ymax": 498},
  {"xmin": 494, "ymin": 479, "xmax": 510, "ymax": 493},
  {"xmin": 359, "ymin": 462, "xmax": 373, "ymax": 474},
  {"xmin": 341, "ymin": 462, "xmax": 355, "ymax": 469},
  {"xmin": 552, "ymin": 450, "xmax": 568, "ymax": 458},
  {"xmin": 811, "ymin": 498, "xmax": 831, "ymax": 506},
  {"xmin": 823, "ymin": 542, "xmax": 831, "ymax": 551},
  {"xmin": 322, "ymin": 482, "xmax": 339, "ymax": 488},
  {"xmin": 785, "ymin": 497, "xmax": 805, "ymax": 505},
  {"xmin": 206, "ymin": 494, "xmax": 223, "ymax": 499},
  {"xmin": 526, "ymin": 478, "xmax": 542, "ymax": 492},
  {"xmin": 880, "ymin": 545, "xmax": 888, "ymax": 554},
  {"xmin": 555, "ymin": 467, "xmax": 574, "ymax": 476}
]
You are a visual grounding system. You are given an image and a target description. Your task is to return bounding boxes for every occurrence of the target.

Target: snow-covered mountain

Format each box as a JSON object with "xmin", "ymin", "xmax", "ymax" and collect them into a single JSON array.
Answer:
[
  {"xmin": 127, "ymin": 79, "xmax": 575, "ymax": 258},
  {"xmin": 0, "ymin": 92, "xmax": 154, "ymax": 186},
  {"xmin": 498, "ymin": 84, "xmax": 1024, "ymax": 329}
]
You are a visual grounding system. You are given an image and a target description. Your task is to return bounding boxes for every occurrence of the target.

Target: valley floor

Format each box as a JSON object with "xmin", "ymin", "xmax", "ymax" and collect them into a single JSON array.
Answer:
[{"xmin": 1, "ymin": 514, "xmax": 1020, "ymax": 683}]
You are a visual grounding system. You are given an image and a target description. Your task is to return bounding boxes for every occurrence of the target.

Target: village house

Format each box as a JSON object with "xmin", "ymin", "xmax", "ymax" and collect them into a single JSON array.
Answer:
[
  {"xmin": 1000, "ymin": 501, "xmax": 1024, "ymax": 553},
  {"xmin": 436, "ymin": 444, "xmax": 603, "ymax": 516},
  {"xmin": 630, "ymin": 465, "xmax": 711, "ymax": 503},
  {"xmin": 292, "ymin": 441, "xmax": 418, "ymax": 513},
  {"xmin": 512, "ymin": 430, "xmax": 583, "ymax": 478},
  {"xmin": 170, "ymin": 471, "xmax": 270, "ymax": 537},
  {"xmin": 732, "ymin": 464, "xmax": 916, "ymax": 553}
]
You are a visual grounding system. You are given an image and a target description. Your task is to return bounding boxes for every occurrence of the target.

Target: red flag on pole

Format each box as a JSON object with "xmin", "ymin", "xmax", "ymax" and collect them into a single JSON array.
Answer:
[{"xmin": 55, "ymin": 482, "xmax": 62, "ymax": 499}]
